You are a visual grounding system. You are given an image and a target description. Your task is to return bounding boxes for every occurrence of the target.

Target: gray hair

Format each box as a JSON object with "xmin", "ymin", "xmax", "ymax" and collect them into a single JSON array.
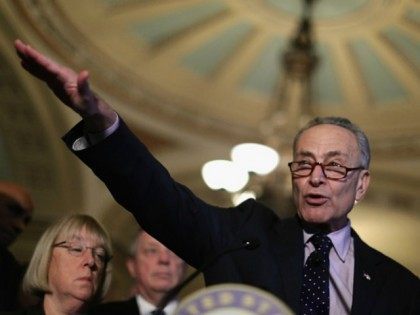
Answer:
[
  {"xmin": 293, "ymin": 116, "xmax": 371, "ymax": 168},
  {"xmin": 22, "ymin": 214, "xmax": 113, "ymax": 302},
  {"xmin": 128, "ymin": 228, "xmax": 146, "ymax": 258}
]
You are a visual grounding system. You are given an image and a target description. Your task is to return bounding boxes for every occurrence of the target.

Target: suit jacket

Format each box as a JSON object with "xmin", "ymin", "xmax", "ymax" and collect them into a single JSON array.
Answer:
[
  {"xmin": 2, "ymin": 303, "xmax": 96, "ymax": 315},
  {"xmin": 64, "ymin": 119, "xmax": 420, "ymax": 314},
  {"xmin": 0, "ymin": 305, "xmax": 44, "ymax": 315},
  {"xmin": 89, "ymin": 297, "xmax": 139, "ymax": 315},
  {"xmin": 0, "ymin": 246, "xmax": 23, "ymax": 311}
]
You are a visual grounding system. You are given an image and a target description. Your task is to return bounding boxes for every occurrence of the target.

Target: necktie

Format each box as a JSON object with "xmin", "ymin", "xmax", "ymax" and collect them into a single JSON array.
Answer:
[
  {"xmin": 300, "ymin": 234, "xmax": 333, "ymax": 315},
  {"xmin": 151, "ymin": 310, "xmax": 166, "ymax": 315}
]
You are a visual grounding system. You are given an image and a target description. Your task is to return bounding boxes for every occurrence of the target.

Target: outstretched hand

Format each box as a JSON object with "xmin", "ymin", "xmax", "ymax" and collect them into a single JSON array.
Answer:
[{"xmin": 14, "ymin": 39, "xmax": 116, "ymax": 131}]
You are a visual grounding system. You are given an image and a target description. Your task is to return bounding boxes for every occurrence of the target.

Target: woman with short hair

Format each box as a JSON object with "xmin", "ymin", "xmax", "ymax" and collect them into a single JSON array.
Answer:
[{"xmin": 8, "ymin": 214, "xmax": 113, "ymax": 315}]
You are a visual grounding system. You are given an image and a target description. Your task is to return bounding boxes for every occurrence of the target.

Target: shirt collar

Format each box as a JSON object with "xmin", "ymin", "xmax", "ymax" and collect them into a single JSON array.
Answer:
[
  {"xmin": 136, "ymin": 294, "xmax": 178, "ymax": 315},
  {"xmin": 303, "ymin": 220, "xmax": 352, "ymax": 262}
]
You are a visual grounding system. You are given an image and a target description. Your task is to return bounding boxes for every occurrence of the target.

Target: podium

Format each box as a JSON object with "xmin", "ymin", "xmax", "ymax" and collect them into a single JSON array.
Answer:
[{"xmin": 175, "ymin": 283, "xmax": 294, "ymax": 315}]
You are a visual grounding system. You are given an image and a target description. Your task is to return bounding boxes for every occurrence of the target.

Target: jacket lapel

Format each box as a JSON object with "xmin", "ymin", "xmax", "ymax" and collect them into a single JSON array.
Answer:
[
  {"xmin": 271, "ymin": 216, "xmax": 304, "ymax": 313},
  {"xmin": 351, "ymin": 231, "xmax": 386, "ymax": 315},
  {"xmin": 269, "ymin": 220, "xmax": 392, "ymax": 314},
  {"xmin": 128, "ymin": 297, "xmax": 141, "ymax": 315}
]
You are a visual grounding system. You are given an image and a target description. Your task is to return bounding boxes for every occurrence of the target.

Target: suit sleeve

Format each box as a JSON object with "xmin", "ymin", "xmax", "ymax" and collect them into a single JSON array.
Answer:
[{"xmin": 62, "ymin": 118, "xmax": 249, "ymax": 267}]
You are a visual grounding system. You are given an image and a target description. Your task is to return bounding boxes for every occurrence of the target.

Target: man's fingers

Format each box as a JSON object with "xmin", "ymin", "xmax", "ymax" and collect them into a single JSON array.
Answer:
[
  {"xmin": 16, "ymin": 39, "xmax": 77, "ymax": 88},
  {"xmin": 20, "ymin": 61, "xmax": 51, "ymax": 81},
  {"xmin": 77, "ymin": 70, "xmax": 92, "ymax": 99},
  {"xmin": 15, "ymin": 39, "xmax": 61, "ymax": 76},
  {"xmin": 15, "ymin": 40, "xmax": 29, "ymax": 61},
  {"xmin": 77, "ymin": 70, "xmax": 99, "ymax": 116},
  {"xmin": 14, "ymin": 39, "xmax": 26, "ymax": 55},
  {"xmin": 15, "ymin": 40, "xmax": 38, "ymax": 63}
]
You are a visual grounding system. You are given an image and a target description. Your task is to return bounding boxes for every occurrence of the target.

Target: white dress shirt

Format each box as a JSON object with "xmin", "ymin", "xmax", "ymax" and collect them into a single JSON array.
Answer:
[{"xmin": 135, "ymin": 294, "xmax": 178, "ymax": 315}]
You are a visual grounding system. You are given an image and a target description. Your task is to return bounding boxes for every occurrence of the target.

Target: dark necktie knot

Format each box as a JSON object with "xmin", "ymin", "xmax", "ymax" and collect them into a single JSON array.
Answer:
[
  {"xmin": 309, "ymin": 234, "xmax": 332, "ymax": 254},
  {"xmin": 151, "ymin": 310, "xmax": 166, "ymax": 315}
]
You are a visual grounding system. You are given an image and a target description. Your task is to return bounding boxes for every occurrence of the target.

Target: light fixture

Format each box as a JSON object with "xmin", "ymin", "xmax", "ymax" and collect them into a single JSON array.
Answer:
[
  {"xmin": 201, "ymin": 143, "xmax": 279, "ymax": 199},
  {"xmin": 202, "ymin": 0, "xmax": 318, "ymax": 212},
  {"xmin": 231, "ymin": 143, "xmax": 280, "ymax": 175},
  {"xmin": 201, "ymin": 160, "xmax": 249, "ymax": 193}
]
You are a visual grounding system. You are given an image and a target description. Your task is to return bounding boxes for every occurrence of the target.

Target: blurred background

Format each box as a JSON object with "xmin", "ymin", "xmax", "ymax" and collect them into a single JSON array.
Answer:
[{"xmin": 0, "ymin": 0, "xmax": 419, "ymax": 301}]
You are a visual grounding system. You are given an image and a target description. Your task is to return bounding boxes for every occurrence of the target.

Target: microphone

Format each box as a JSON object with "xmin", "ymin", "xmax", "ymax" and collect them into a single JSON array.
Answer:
[{"xmin": 156, "ymin": 238, "xmax": 260, "ymax": 311}]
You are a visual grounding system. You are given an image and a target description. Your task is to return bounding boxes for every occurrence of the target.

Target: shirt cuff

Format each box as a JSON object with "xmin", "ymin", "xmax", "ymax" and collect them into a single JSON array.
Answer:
[{"xmin": 72, "ymin": 115, "xmax": 120, "ymax": 151}]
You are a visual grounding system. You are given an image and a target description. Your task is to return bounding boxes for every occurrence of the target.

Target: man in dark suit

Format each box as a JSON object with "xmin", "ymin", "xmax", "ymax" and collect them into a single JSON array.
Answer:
[
  {"xmin": 92, "ymin": 230, "xmax": 186, "ymax": 314},
  {"xmin": 15, "ymin": 39, "xmax": 419, "ymax": 314},
  {"xmin": 0, "ymin": 181, "xmax": 33, "ymax": 311}
]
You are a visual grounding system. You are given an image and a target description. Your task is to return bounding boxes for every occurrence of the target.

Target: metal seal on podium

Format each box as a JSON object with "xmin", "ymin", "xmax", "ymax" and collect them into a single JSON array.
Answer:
[{"xmin": 175, "ymin": 283, "xmax": 294, "ymax": 315}]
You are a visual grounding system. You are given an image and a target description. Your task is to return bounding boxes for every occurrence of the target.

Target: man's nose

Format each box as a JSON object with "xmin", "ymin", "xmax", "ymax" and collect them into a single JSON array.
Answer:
[
  {"xmin": 158, "ymin": 249, "xmax": 171, "ymax": 264},
  {"xmin": 309, "ymin": 164, "xmax": 326, "ymax": 185}
]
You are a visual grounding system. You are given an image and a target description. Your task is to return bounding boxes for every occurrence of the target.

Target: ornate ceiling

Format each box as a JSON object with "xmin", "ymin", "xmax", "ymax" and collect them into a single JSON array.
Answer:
[{"xmin": 0, "ymin": 0, "xmax": 419, "ymax": 298}]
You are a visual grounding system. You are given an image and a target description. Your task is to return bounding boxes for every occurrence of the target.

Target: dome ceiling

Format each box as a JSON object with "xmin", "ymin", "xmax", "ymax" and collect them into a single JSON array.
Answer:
[
  {"xmin": 4, "ymin": 0, "xmax": 418, "ymax": 205},
  {"xmin": 7, "ymin": 0, "xmax": 420, "ymax": 133}
]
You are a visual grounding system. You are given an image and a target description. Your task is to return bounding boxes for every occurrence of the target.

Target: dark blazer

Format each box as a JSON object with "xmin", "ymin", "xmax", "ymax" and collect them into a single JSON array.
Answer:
[
  {"xmin": 64, "ymin": 119, "xmax": 420, "ymax": 315},
  {"xmin": 0, "ymin": 246, "xmax": 23, "ymax": 311},
  {"xmin": 1, "ymin": 304, "xmax": 99, "ymax": 315},
  {"xmin": 89, "ymin": 297, "xmax": 139, "ymax": 315},
  {"xmin": 0, "ymin": 305, "xmax": 44, "ymax": 315}
]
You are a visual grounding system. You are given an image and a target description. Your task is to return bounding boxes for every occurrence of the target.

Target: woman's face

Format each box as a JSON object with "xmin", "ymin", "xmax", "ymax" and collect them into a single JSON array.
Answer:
[{"xmin": 48, "ymin": 227, "xmax": 107, "ymax": 304}]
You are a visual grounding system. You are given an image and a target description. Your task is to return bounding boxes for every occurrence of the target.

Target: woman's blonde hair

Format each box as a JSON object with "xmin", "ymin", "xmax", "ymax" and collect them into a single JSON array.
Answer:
[{"xmin": 22, "ymin": 214, "xmax": 113, "ymax": 302}]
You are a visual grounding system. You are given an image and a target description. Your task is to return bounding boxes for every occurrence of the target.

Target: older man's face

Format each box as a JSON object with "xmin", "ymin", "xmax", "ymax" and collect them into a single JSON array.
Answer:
[
  {"xmin": 292, "ymin": 124, "xmax": 370, "ymax": 231},
  {"xmin": 128, "ymin": 232, "xmax": 186, "ymax": 298}
]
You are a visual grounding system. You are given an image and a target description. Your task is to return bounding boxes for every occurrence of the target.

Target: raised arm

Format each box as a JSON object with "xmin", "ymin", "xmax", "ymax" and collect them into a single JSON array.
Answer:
[{"xmin": 14, "ymin": 39, "xmax": 116, "ymax": 132}]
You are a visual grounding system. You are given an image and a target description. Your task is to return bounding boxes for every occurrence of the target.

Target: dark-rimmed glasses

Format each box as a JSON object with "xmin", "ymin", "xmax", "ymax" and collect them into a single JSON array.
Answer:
[
  {"xmin": 53, "ymin": 241, "xmax": 111, "ymax": 265},
  {"xmin": 288, "ymin": 161, "xmax": 364, "ymax": 180}
]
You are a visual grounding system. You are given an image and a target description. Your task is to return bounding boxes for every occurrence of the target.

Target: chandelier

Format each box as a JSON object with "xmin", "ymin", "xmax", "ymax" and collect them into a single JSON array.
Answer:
[{"xmin": 202, "ymin": 0, "xmax": 319, "ymax": 216}]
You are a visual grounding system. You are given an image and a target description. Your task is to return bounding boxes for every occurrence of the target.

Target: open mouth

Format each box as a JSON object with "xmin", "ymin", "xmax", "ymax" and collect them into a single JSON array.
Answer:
[
  {"xmin": 305, "ymin": 194, "xmax": 328, "ymax": 206},
  {"xmin": 154, "ymin": 272, "xmax": 172, "ymax": 280}
]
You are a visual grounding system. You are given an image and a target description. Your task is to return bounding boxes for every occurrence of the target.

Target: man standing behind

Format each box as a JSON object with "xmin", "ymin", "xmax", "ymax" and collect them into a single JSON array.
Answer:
[
  {"xmin": 92, "ymin": 230, "xmax": 187, "ymax": 315},
  {"xmin": 0, "ymin": 181, "xmax": 33, "ymax": 311}
]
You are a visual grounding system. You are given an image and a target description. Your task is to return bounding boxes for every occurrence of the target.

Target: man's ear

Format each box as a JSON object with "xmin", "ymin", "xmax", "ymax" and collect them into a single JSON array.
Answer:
[
  {"xmin": 355, "ymin": 170, "xmax": 370, "ymax": 202},
  {"xmin": 126, "ymin": 258, "xmax": 136, "ymax": 278}
]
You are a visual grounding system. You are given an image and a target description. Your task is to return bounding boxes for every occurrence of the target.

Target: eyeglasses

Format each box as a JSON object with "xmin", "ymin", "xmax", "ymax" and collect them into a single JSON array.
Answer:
[
  {"xmin": 53, "ymin": 241, "xmax": 111, "ymax": 265},
  {"xmin": 288, "ymin": 161, "xmax": 364, "ymax": 180}
]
